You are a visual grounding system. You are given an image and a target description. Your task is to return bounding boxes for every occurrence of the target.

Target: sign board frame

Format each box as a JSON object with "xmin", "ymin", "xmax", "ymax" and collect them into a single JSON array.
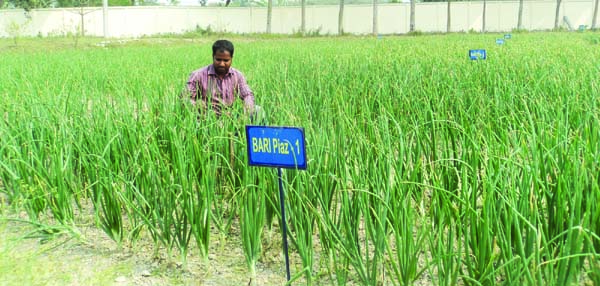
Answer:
[
  {"xmin": 469, "ymin": 49, "xmax": 487, "ymax": 60},
  {"xmin": 245, "ymin": 125, "xmax": 307, "ymax": 170}
]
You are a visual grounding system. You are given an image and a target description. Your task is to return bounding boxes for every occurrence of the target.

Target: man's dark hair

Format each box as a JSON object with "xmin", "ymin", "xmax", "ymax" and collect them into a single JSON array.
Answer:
[{"xmin": 212, "ymin": 40, "xmax": 234, "ymax": 57}]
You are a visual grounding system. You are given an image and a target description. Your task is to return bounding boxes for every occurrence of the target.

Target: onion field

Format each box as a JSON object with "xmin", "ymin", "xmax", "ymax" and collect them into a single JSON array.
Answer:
[{"xmin": 0, "ymin": 32, "xmax": 599, "ymax": 285}]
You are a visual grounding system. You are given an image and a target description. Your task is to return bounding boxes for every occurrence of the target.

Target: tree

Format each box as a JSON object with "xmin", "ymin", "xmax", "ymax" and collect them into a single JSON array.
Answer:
[
  {"xmin": 446, "ymin": 0, "xmax": 451, "ymax": 33},
  {"xmin": 9, "ymin": 0, "xmax": 51, "ymax": 11},
  {"xmin": 266, "ymin": 0, "xmax": 272, "ymax": 33},
  {"xmin": 73, "ymin": 6, "xmax": 95, "ymax": 37},
  {"xmin": 55, "ymin": 0, "xmax": 131, "ymax": 7},
  {"xmin": 301, "ymin": 0, "xmax": 305, "ymax": 35},
  {"xmin": 482, "ymin": 0, "xmax": 486, "ymax": 32},
  {"xmin": 410, "ymin": 0, "xmax": 415, "ymax": 32},
  {"xmin": 593, "ymin": 0, "xmax": 599, "ymax": 30},
  {"xmin": 554, "ymin": 0, "xmax": 562, "ymax": 30},
  {"xmin": 53, "ymin": 0, "xmax": 133, "ymax": 39},
  {"xmin": 372, "ymin": 0, "xmax": 378, "ymax": 35},
  {"xmin": 58, "ymin": 0, "xmax": 96, "ymax": 38},
  {"xmin": 6, "ymin": 17, "xmax": 31, "ymax": 45},
  {"xmin": 517, "ymin": 0, "xmax": 524, "ymax": 30},
  {"xmin": 338, "ymin": 0, "xmax": 344, "ymax": 35}
]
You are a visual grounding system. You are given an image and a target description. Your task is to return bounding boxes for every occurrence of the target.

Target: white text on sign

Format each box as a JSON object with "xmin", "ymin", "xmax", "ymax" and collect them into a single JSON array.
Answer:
[{"xmin": 252, "ymin": 137, "xmax": 300, "ymax": 155}]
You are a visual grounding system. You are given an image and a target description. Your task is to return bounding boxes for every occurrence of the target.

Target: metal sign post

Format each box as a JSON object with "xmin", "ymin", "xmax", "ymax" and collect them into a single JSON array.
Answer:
[
  {"xmin": 245, "ymin": 125, "xmax": 307, "ymax": 282},
  {"xmin": 277, "ymin": 167, "xmax": 290, "ymax": 280}
]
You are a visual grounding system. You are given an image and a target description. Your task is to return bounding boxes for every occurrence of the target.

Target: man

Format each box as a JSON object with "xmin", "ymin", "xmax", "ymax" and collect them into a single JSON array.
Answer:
[
  {"xmin": 185, "ymin": 40, "xmax": 262, "ymax": 169},
  {"xmin": 185, "ymin": 39, "xmax": 255, "ymax": 118}
]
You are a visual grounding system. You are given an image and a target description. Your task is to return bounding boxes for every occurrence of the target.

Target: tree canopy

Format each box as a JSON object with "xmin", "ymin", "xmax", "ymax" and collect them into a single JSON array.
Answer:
[
  {"xmin": 5, "ymin": 0, "xmax": 154, "ymax": 10},
  {"xmin": 8, "ymin": 0, "xmax": 52, "ymax": 10}
]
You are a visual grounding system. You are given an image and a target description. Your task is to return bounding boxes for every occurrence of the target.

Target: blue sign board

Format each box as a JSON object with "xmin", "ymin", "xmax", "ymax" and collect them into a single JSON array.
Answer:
[
  {"xmin": 496, "ymin": 38, "xmax": 505, "ymax": 45},
  {"xmin": 246, "ymin": 125, "xmax": 307, "ymax": 169},
  {"xmin": 469, "ymin": 49, "xmax": 487, "ymax": 60},
  {"xmin": 504, "ymin": 34, "xmax": 512, "ymax": 39}
]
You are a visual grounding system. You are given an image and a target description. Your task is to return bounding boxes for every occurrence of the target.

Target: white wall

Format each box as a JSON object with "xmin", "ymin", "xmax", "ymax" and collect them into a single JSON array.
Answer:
[{"xmin": 0, "ymin": 0, "xmax": 596, "ymax": 38}]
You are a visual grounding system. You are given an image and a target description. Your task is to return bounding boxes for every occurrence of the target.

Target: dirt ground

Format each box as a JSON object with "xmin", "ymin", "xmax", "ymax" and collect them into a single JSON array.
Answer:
[
  {"xmin": 0, "ymin": 204, "xmax": 294, "ymax": 286},
  {"xmin": 0, "ymin": 184, "xmax": 424, "ymax": 286},
  {"xmin": 0, "ymin": 202, "xmax": 439, "ymax": 286}
]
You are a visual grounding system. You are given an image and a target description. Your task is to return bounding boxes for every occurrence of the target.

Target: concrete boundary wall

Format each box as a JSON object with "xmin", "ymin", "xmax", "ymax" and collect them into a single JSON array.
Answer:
[{"xmin": 0, "ymin": 0, "xmax": 596, "ymax": 38}]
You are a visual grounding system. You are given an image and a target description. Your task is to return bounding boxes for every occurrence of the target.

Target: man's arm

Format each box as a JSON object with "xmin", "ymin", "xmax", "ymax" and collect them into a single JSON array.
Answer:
[
  {"xmin": 184, "ymin": 70, "xmax": 211, "ymax": 113},
  {"xmin": 186, "ymin": 72, "xmax": 200, "ymax": 105},
  {"xmin": 236, "ymin": 72, "xmax": 255, "ymax": 114}
]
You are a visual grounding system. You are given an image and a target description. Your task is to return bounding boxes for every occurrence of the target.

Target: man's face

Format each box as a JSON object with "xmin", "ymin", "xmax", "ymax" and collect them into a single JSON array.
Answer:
[{"xmin": 213, "ymin": 50, "xmax": 232, "ymax": 75}]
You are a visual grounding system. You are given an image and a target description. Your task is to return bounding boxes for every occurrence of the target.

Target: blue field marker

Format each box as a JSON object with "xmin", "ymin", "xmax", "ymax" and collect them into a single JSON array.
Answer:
[
  {"xmin": 246, "ymin": 125, "xmax": 308, "ymax": 282},
  {"xmin": 246, "ymin": 126, "xmax": 306, "ymax": 169},
  {"xmin": 469, "ymin": 49, "xmax": 487, "ymax": 60}
]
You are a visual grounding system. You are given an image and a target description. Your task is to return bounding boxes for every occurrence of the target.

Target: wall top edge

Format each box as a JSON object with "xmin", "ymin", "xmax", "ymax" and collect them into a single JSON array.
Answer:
[{"xmin": 0, "ymin": 0, "xmax": 594, "ymax": 14}]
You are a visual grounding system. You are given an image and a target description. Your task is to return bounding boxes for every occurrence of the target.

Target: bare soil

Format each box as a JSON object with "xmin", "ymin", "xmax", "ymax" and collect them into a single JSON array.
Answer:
[{"xmin": 0, "ymin": 205, "xmax": 290, "ymax": 286}]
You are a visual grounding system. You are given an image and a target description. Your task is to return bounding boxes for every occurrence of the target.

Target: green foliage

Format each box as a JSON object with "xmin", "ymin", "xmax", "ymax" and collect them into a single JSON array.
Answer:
[
  {"xmin": 8, "ymin": 0, "xmax": 51, "ymax": 10},
  {"xmin": 588, "ymin": 35, "xmax": 600, "ymax": 45},
  {"xmin": 0, "ymin": 33, "xmax": 599, "ymax": 284},
  {"xmin": 5, "ymin": 18, "xmax": 31, "ymax": 45},
  {"xmin": 54, "ymin": 0, "xmax": 138, "ymax": 8},
  {"xmin": 406, "ymin": 29, "xmax": 423, "ymax": 36},
  {"xmin": 181, "ymin": 25, "xmax": 217, "ymax": 37},
  {"xmin": 5, "ymin": 0, "xmax": 136, "ymax": 8}
]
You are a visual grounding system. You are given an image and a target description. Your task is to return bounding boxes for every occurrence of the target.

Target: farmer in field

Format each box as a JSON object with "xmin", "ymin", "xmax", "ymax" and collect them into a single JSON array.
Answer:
[
  {"xmin": 185, "ymin": 39, "xmax": 261, "ymax": 121},
  {"xmin": 184, "ymin": 39, "xmax": 264, "ymax": 168}
]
